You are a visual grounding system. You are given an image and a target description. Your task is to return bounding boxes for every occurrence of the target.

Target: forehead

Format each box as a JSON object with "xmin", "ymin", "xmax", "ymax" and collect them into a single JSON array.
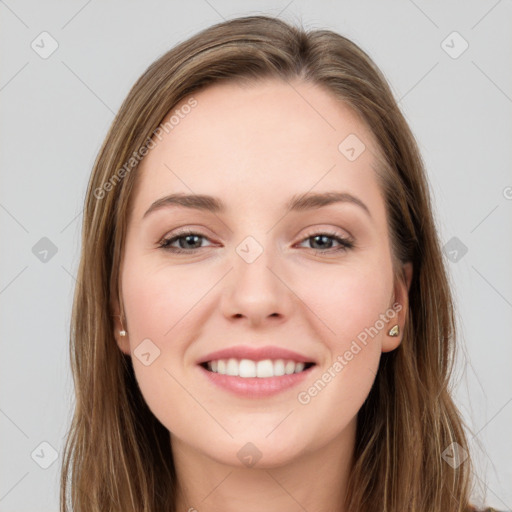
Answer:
[{"xmin": 132, "ymin": 78, "xmax": 383, "ymax": 218}]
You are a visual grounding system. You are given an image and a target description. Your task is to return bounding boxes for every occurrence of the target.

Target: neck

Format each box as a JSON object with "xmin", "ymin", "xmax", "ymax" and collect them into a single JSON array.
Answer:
[{"xmin": 172, "ymin": 417, "xmax": 356, "ymax": 512}]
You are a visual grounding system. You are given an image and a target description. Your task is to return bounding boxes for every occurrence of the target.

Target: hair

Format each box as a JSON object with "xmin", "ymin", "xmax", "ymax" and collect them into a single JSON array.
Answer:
[{"xmin": 60, "ymin": 14, "xmax": 476, "ymax": 512}]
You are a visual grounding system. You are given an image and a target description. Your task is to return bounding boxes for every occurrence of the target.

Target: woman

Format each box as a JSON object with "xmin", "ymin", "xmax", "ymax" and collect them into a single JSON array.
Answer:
[{"xmin": 60, "ymin": 15, "xmax": 498, "ymax": 512}]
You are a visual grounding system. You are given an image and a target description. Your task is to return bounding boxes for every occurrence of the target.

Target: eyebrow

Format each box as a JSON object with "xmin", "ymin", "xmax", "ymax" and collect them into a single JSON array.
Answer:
[{"xmin": 143, "ymin": 191, "xmax": 371, "ymax": 219}]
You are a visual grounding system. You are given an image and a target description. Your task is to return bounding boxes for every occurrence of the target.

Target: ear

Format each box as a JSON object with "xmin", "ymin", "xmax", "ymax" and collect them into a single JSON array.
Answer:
[
  {"xmin": 382, "ymin": 261, "xmax": 413, "ymax": 353},
  {"xmin": 111, "ymin": 293, "xmax": 131, "ymax": 356}
]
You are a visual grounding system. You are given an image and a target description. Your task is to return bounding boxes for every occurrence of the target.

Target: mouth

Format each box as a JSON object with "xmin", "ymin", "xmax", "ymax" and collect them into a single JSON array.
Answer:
[
  {"xmin": 196, "ymin": 345, "xmax": 317, "ymax": 397},
  {"xmin": 198, "ymin": 358, "xmax": 316, "ymax": 398},
  {"xmin": 200, "ymin": 359, "xmax": 316, "ymax": 378}
]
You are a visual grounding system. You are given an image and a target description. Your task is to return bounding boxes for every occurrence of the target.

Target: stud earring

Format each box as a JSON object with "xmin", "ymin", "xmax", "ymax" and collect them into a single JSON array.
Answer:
[
  {"xmin": 388, "ymin": 324, "xmax": 400, "ymax": 337},
  {"xmin": 115, "ymin": 313, "xmax": 128, "ymax": 337},
  {"xmin": 119, "ymin": 317, "xmax": 127, "ymax": 337}
]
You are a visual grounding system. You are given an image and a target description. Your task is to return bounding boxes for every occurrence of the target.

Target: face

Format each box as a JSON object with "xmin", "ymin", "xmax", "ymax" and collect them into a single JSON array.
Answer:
[{"xmin": 114, "ymin": 78, "xmax": 411, "ymax": 468}]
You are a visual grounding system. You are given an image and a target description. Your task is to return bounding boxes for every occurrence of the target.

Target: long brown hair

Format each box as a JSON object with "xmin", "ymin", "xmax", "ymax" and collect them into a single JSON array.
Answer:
[{"xmin": 61, "ymin": 15, "xmax": 475, "ymax": 511}]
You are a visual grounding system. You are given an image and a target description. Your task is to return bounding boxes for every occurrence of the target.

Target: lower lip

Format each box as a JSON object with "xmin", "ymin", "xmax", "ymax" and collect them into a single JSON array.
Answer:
[{"xmin": 198, "ymin": 364, "xmax": 315, "ymax": 398}]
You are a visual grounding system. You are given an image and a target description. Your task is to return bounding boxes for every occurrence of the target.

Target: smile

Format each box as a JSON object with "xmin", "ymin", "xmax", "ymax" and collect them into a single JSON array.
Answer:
[
  {"xmin": 202, "ymin": 358, "xmax": 315, "ymax": 378},
  {"xmin": 199, "ymin": 360, "xmax": 316, "ymax": 398}
]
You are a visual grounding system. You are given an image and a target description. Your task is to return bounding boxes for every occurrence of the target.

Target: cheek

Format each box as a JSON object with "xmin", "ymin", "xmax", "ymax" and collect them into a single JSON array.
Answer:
[
  {"xmin": 298, "ymin": 258, "xmax": 394, "ymax": 348},
  {"xmin": 290, "ymin": 258, "xmax": 393, "ymax": 415},
  {"xmin": 122, "ymin": 274, "xmax": 207, "ymax": 403},
  {"xmin": 120, "ymin": 254, "xmax": 218, "ymax": 419},
  {"xmin": 122, "ymin": 257, "xmax": 209, "ymax": 342}
]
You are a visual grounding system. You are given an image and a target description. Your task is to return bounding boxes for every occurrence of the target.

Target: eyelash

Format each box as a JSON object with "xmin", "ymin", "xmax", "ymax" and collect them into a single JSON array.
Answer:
[{"xmin": 158, "ymin": 229, "xmax": 354, "ymax": 255}]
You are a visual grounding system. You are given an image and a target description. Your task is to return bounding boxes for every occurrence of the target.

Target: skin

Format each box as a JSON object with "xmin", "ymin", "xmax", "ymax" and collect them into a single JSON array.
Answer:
[{"xmin": 113, "ymin": 78, "xmax": 412, "ymax": 512}]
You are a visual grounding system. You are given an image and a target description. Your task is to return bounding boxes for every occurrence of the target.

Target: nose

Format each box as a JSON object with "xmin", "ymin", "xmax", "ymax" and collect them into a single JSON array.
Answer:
[{"xmin": 220, "ymin": 241, "xmax": 293, "ymax": 328}]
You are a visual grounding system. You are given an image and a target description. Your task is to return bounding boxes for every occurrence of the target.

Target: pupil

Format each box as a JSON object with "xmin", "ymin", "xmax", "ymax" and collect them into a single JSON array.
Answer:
[
  {"xmin": 182, "ymin": 235, "xmax": 200, "ymax": 249},
  {"xmin": 312, "ymin": 235, "xmax": 331, "ymax": 249}
]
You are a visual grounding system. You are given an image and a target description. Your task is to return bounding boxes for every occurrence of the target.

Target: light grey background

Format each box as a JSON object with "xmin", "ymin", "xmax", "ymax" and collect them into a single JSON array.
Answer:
[{"xmin": 1, "ymin": 1, "xmax": 511, "ymax": 511}]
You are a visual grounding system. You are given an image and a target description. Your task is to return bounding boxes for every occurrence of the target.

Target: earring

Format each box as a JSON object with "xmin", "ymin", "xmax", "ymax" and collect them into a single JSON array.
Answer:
[
  {"xmin": 119, "ymin": 317, "xmax": 127, "ymax": 337},
  {"xmin": 115, "ymin": 312, "xmax": 127, "ymax": 337},
  {"xmin": 388, "ymin": 324, "xmax": 400, "ymax": 337}
]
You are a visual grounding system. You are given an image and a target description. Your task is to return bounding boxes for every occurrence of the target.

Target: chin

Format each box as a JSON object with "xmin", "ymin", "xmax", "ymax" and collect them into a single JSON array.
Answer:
[{"xmin": 196, "ymin": 432, "xmax": 310, "ymax": 469}]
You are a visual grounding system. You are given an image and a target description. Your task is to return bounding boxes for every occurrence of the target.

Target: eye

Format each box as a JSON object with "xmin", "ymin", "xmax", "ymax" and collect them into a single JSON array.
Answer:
[
  {"xmin": 296, "ymin": 231, "xmax": 354, "ymax": 253},
  {"xmin": 158, "ymin": 229, "xmax": 354, "ymax": 255},
  {"xmin": 158, "ymin": 230, "xmax": 213, "ymax": 253}
]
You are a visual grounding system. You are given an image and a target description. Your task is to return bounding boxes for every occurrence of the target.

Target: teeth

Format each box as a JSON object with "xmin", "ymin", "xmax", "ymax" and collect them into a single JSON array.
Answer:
[
  {"xmin": 239, "ymin": 358, "xmax": 256, "ymax": 377},
  {"xmin": 255, "ymin": 359, "xmax": 272, "ymax": 378},
  {"xmin": 285, "ymin": 360, "xmax": 296, "ymax": 374},
  {"xmin": 206, "ymin": 358, "xmax": 309, "ymax": 378},
  {"xmin": 226, "ymin": 358, "xmax": 238, "ymax": 376},
  {"xmin": 273, "ymin": 359, "xmax": 285, "ymax": 376},
  {"xmin": 294, "ymin": 362, "xmax": 305, "ymax": 373}
]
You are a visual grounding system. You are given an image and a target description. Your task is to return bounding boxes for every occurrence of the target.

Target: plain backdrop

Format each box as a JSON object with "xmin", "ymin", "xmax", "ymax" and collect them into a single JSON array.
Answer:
[{"xmin": 1, "ymin": 1, "xmax": 511, "ymax": 511}]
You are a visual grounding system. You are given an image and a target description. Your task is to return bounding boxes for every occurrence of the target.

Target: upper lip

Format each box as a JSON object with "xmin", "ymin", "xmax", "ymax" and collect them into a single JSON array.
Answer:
[{"xmin": 197, "ymin": 345, "xmax": 316, "ymax": 365}]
